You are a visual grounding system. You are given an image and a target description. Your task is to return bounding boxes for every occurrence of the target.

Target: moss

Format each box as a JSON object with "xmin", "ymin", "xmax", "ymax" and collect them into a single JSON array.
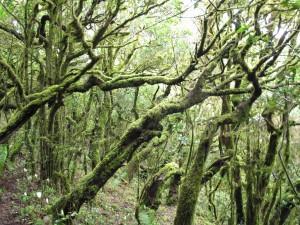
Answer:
[
  {"xmin": 174, "ymin": 93, "xmax": 257, "ymax": 225},
  {"xmin": 138, "ymin": 162, "xmax": 179, "ymax": 209},
  {"xmin": 127, "ymin": 129, "xmax": 170, "ymax": 181},
  {"xmin": 136, "ymin": 163, "xmax": 180, "ymax": 225},
  {"xmin": 48, "ymin": 65, "xmax": 233, "ymax": 220},
  {"xmin": 174, "ymin": 123, "xmax": 218, "ymax": 225},
  {"xmin": 0, "ymin": 58, "xmax": 100, "ymax": 144},
  {"xmin": 0, "ymin": 98, "xmax": 48, "ymax": 143},
  {"xmin": 50, "ymin": 120, "xmax": 163, "ymax": 220},
  {"xmin": 166, "ymin": 172, "xmax": 181, "ymax": 205},
  {"xmin": 200, "ymin": 156, "xmax": 231, "ymax": 184},
  {"xmin": 269, "ymin": 183, "xmax": 299, "ymax": 225}
]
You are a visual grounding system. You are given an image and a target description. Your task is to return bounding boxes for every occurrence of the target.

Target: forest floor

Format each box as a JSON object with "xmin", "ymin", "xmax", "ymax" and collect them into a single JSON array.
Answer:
[
  {"xmin": 0, "ymin": 165, "xmax": 213, "ymax": 225},
  {"xmin": 0, "ymin": 165, "xmax": 178, "ymax": 225},
  {"xmin": 73, "ymin": 173, "xmax": 178, "ymax": 225},
  {"xmin": 0, "ymin": 166, "xmax": 29, "ymax": 225}
]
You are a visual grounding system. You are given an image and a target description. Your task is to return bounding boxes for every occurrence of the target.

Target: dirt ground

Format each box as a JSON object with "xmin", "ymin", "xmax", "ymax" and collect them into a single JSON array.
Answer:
[{"xmin": 0, "ymin": 168, "xmax": 28, "ymax": 225}]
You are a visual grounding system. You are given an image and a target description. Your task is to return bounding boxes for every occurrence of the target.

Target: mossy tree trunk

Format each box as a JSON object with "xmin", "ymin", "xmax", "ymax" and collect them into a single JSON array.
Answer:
[
  {"xmin": 50, "ymin": 118, "xmax": 164, "ymax": 221},
  {"xmin": 220, "ymin": 94, "xmax": 245, "ymax": 225},
  {"xmin": 173, "ymin": 100, "xmax": 249, "ymax": 224},
  {"xmin": 135, "ymin": 162, "xmax": 180, "ymax": 225},
  {"xmin": 174, "ymin": 122, "xmax": 218, "ymax": 225},
  {"xmin": 174, "ymin": 52, "xmax": 263, "ymax": 224},
  {"xmin": 166, "ymin": 173, "xmax": 181, "ymax": 205}
]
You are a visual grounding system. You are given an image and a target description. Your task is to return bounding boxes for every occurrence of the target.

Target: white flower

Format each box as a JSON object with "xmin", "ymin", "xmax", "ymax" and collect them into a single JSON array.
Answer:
[
  {"xmin": 23, "ymin": 192, "xmax": 27, "ymax": 196},
  {"xmin": 23, "ymin": 168, "xmax": 28, "ymax": 172},
  {"xmin": 12, "ymin": 20, "xmax": 18, "ymax": 26},
  {"xmin": 60, "ymin": 210, "xmax": 64, "ymax": 215},
  {"xmin": 45, "ymin": 198, "xmax": 49, "ymax": 204},
  {"xmin": 36, "ymin": 191, "xmax": 42, "ymax": 198},
  {"xmin": 46, "ymin": 178, "xmax": 50, "ymax": 183},
  {"xmin": 34, "ymin": 174, "xmax": 38, "ymax": 178}
]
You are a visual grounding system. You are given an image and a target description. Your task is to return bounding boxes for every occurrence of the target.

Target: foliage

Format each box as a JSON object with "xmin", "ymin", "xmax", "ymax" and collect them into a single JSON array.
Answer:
[
  {"xmin": 138, "ymin": 206, "xmax": 160, "ymax": 225},
  {"xmin": 0, "ymin": 144, "xmax": 8, "ymax": 176},
  {"xmin": 0, "ymin": 0, "xmax": 299, "ymax": 225}
]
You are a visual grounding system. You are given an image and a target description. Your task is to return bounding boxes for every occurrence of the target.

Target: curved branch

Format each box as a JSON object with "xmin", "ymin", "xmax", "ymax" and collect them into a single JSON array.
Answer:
[{"xmin": 0, "ymin": 59, "xmax": 25, "ymax": 98}]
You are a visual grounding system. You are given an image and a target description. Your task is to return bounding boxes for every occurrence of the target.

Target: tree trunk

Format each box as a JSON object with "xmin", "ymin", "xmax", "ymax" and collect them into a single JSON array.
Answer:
[{"xmin": 174, "ymin": 122, "xmax": 218, "ymax": 225}]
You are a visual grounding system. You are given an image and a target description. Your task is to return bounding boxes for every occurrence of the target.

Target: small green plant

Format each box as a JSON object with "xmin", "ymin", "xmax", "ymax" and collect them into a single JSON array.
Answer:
[
  {"xmin": 0, "ymin": 187, "xmax": 3, "ymax": 198},
  {"xmin": 138, "ymin": 206, "xmax": 160, "ymax": 225},
  {"xmin": 0, "ymin": 144, "xmax": 8, "ymax": 176},
  {"xmin": 282, "ymin": 0, "xmax": 300, "ymax": 9}
]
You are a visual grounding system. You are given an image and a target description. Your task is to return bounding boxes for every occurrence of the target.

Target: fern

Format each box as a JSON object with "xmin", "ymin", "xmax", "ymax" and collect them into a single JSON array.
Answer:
[{"xmin": 138, "ymin": 206, "xmax": 160, "ymax": 225}]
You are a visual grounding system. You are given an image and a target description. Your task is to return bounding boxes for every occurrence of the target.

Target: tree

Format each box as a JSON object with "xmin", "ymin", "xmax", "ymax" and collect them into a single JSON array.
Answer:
[{"xmin": 0, "ymin": 0, "xmax": 299, "ymax": 224}]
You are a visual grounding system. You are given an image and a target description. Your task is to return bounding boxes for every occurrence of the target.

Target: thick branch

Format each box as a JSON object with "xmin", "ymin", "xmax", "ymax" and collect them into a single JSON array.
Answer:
[{"xmin": 0, "ymin": 22, "xmax": 24, "ymax": 42}]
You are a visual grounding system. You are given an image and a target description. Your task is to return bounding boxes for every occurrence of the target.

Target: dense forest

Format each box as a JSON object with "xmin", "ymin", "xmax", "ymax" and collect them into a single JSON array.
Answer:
[{"xmin": 0, "ymin": 0, "xmax": 299, "ymax": 224}]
